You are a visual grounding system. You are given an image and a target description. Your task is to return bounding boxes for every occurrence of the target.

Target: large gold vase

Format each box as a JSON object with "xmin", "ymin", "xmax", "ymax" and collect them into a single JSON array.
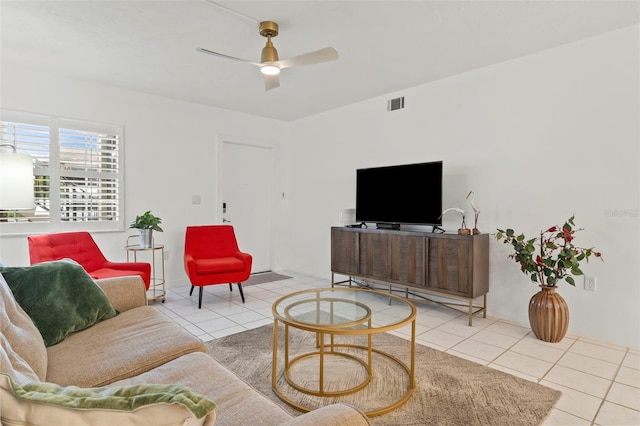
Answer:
[{"xmin": 528, "ymin": 286, "xmax": 569, "ymax": 343}]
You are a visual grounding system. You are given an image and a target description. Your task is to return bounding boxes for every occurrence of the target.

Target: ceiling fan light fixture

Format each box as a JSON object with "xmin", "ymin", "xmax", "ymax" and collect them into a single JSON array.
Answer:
[
  {"xmin": 260, "ymin": 64, "xmax": 280, "ymax": 75},
  {"xmin": 261, "ymin": 39, "xmax": 279, "ymax": 63},
  {"xmin": 196, "ymin": 19, "xmax": 337, "ymax": 91}
]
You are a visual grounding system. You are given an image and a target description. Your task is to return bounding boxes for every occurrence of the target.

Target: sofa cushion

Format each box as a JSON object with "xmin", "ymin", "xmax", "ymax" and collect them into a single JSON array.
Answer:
[
  {"xmin": 0, "ymin": 334, "xmax": 39, "ymax": 386},
  {"xmin": 95, "ymin": 276, "xmax": 148, "ymax": 313},
  {"xmin": 0, "ymin": 273, "xmax": 48, "ymax": 384},
  {"xmin": 111, "ymin": 352, "xmax": 294, "ymax": 426},
  {"xmin": 46, "ymin": 306, "xmax": 206, "ymax": 387},
  {"xmin": 1, "ymin": 260, "xmax": 118, "ymax": 347},
  {"xmin": 0, "ymin": 373, "xmax": 217, "ymax": 426}
]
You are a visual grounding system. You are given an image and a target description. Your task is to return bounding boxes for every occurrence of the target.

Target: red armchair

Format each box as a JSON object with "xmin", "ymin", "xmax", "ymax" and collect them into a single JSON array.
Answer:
[
  {"xmin": 184, "ymin": 225, "xmax": 252, "ymax": 309},
  {"xmin": 27, "ymin": 232, "xmax": 151, "ymax": 290}
]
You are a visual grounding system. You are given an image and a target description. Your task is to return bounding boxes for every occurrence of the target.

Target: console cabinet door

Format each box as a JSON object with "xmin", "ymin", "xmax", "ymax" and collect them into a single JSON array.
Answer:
[
  {"xmin": 426, "ymin": 237, "xmax": 471, "ymax": 297},
  {"xmin": 390, "ymin": 234, "xmax": 426, "ymax": 286},
  {"xmin": 359, "ymin": 232, "xmax": 391, "ymax": 279},
  {"xmin": 331, "ymin": 228, "xmax": 359, "ymax": 275}
]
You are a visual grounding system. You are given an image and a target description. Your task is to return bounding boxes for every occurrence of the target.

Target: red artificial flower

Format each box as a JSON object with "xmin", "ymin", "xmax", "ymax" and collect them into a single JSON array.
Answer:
[{"xmin": 562, "ymin": 228, "xmax": 573, "ymax": 242}]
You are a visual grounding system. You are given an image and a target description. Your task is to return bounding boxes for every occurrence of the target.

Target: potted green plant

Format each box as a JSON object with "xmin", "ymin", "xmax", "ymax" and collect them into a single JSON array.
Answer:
[
  {"xmin": 130, "ymin": 211, "xmax": 163, "ymax": 248},
  {"xmin": 495, "ymin": 215, "xmax": 602, "ymax": 342}
]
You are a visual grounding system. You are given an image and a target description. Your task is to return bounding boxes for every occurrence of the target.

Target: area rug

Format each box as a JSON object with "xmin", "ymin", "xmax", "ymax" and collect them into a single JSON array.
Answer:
[
  {"xmin": 206, "ymin": 324, "xmax": 561, "ymax": 425},
  {"xmin": 242, "ymin": 272, "xmax": 292, "ymax": 287}
]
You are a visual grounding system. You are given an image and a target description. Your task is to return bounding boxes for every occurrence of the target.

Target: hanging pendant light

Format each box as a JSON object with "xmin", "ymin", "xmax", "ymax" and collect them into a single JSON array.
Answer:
[{"xmin": 0, "ymin": 143, "xmax": 34, "ymax": 213}]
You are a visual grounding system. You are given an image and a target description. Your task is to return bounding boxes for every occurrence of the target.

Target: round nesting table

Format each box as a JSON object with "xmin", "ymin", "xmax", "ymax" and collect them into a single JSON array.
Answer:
[{"xmin": 271, "ymin": 287, "xmax": 416, "ymax": 417}]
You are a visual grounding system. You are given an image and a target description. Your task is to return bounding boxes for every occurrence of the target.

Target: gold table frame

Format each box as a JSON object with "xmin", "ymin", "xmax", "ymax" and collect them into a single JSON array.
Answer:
[
  {"xmin": 125, "ymin": 235, "xmax": 166, "ymax": 303},
  {"xmin": 271, "ymin": 287, "xmax": 416, "ymax": 417}
]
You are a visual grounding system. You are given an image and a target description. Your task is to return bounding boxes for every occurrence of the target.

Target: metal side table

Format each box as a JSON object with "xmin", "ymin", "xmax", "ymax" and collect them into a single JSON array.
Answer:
[{"xmin": 125, "ymin": 235, "xmax": 166, "ymax": 303}]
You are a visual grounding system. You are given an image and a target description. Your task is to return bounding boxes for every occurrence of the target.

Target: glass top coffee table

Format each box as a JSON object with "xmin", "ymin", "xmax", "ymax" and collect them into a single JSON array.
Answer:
[{"xmin": 271, "ymin": 287, "xmax": 416, "ymax": 417}]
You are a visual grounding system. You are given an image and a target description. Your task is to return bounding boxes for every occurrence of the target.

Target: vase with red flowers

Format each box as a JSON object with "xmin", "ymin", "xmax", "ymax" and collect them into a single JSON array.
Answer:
[{"xmin": 496, "ymin": 215, "xmax": 602, "ymax": 342}]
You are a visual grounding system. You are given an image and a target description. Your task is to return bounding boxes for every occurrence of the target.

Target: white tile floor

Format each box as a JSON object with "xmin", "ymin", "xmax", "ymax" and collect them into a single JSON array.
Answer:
[{"xmin": 152, "ymin": 271, "xmax": 640, "ymax": 426}]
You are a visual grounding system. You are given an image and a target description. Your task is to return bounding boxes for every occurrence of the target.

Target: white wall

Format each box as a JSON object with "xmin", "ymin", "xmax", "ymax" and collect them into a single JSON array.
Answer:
[
  {"xmin": 0, "ymin": 66, "xmax": 288, "ymax": 288},
  {"xmin": 285, "ymin": 26, "xmax": 639, "ymax": 348}
]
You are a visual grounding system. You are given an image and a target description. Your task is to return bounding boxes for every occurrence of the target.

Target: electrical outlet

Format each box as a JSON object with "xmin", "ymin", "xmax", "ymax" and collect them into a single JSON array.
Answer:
[
  {"xmin": 584, "ymin": 275, "xmax": 597, "ymax": 291},
  {"xmin": 163, "ymin": 250, "xmax": 169, "ymax": 261}
]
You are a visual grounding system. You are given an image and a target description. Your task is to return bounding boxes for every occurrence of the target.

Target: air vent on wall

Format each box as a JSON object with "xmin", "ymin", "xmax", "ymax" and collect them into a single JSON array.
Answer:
[{"xmin": 387, "ymin": 96, "xmax": 405, "ymax": 111}]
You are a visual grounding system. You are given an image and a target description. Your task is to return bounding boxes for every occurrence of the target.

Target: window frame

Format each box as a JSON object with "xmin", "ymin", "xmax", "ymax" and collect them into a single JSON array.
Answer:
[{"xmin": 0, "ymin": 109, "xmax": 125, "ymax": 235}]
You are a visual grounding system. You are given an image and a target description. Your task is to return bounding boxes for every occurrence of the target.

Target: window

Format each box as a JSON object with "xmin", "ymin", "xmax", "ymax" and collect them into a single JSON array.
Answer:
[{"xmin": 0, "ymin": 110, "xmax": 124, "ymax": 234}]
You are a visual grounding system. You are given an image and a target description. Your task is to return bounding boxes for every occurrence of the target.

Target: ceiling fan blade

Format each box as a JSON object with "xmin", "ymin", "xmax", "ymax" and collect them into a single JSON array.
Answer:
[
  {"xmin": 276, "ymin": 47, "xmax": 338, "ymax": 70},
  {"xmin": 196, "ymin": 47, "xmax": 261, "ymax": 67},
  {"xmin": 264, "ymin": 73, "xmax": 280, "ymax": 91}
]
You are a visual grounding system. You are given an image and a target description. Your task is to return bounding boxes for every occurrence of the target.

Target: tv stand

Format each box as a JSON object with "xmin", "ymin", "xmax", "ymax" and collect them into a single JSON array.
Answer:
[
  {"xmin": 376, "ymin": 222, "xmax": 401, "ymax": 230},
  {"xmin": 330, "ymin": 227, "xmax": 489, "ymax": 325}
]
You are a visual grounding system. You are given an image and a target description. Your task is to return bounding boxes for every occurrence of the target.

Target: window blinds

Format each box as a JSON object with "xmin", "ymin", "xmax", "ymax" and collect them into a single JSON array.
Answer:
[{"xmin": 0, "ymin": 111, "xmax": 123, "ymax": 231}]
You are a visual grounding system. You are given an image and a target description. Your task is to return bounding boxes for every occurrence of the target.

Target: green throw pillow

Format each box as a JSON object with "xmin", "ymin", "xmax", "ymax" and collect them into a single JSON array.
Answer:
[{"xmin": 1, "ymin": 260, "xmax": 119, "ymax": 347}]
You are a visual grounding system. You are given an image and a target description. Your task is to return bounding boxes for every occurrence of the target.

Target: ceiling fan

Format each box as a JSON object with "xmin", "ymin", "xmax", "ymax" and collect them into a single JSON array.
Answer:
[{"xmin": 197, "ymin": 20, "xmax": 338, "ymax": 91}]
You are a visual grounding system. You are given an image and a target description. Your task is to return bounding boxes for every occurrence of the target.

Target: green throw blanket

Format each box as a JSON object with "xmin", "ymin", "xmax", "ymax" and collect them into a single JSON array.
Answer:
[{"xmin": 3, "ymin": 374, "xmax": 216, "ymax": 419}]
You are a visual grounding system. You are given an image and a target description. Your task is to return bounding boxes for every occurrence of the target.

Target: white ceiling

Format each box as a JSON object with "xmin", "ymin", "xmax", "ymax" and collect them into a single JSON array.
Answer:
[{"xmin": 1, "ymin": 1, "xmax": 638, "ymax": 122}]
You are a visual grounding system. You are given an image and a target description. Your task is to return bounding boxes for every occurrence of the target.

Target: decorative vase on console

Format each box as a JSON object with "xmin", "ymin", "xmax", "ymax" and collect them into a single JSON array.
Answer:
[{"xmin": 495, "ymin": 216, "xmax": 602, "ymax": 343}]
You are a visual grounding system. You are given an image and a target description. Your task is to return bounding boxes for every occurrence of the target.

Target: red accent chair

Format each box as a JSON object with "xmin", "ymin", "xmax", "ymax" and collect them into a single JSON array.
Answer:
[
  {"xmin": 184, "ymin": 225, "xmax": 252, "ymax": 309},
  {"xmin": 27, "ymin": 232, "xmax": 151, "ymax": 290}
]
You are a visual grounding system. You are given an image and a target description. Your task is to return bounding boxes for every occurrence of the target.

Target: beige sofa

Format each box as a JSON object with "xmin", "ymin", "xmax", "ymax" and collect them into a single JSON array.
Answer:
[{"xmin": 0, "ymin": 272, "xmax": 371, "ymax": 426}]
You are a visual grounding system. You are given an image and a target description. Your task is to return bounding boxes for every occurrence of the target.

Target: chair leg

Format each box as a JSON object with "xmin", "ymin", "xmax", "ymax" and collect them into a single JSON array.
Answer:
[
  {"xmin": 191, "ymin": 283, "xmax": 242, "ymax": 308},
  {"xmin": 237, "ymin": 282, "xmax": 245, "ymax": 303}
]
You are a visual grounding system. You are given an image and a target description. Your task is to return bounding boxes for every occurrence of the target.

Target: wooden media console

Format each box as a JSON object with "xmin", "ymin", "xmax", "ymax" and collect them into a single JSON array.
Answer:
[{"xmin": 330, "ymin": 226, "xmax": 489, "ymax": 325}]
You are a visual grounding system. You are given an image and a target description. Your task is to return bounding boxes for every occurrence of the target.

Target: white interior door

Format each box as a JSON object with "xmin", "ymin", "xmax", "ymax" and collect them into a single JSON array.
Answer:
[{"xmin": 221, "ymin": 140, "xmax": 273, "ymax": 273}]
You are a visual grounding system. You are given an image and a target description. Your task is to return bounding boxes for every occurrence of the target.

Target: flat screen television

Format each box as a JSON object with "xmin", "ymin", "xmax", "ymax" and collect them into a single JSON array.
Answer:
[{"xmin": 355, "ymin": 161, "xmax": 443, "ymax": 230}]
